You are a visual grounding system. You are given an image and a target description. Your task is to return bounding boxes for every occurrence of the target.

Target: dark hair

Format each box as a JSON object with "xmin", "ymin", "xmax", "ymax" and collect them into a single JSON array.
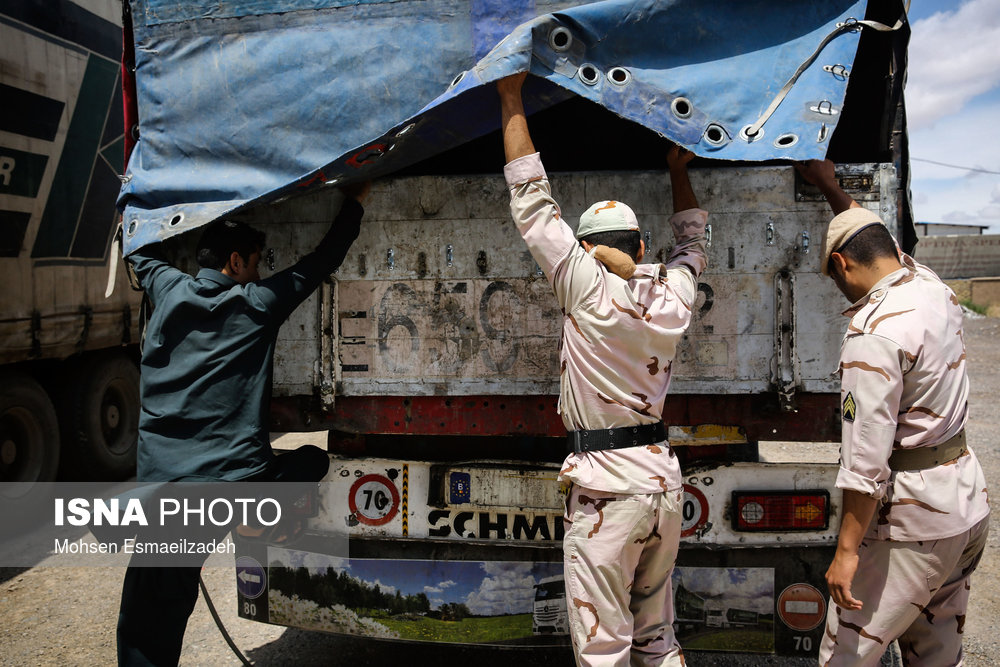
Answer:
[
  {"xmin": 579, "ymin": 230, "xmax": 642, "ymax": 260},
  {"xmin": 196, "ymin": 220, "xmax": 266, "ymax": 269},
  {"xmin": 834, "ymin": 224, "xmax": 897, "ymax": 270}
]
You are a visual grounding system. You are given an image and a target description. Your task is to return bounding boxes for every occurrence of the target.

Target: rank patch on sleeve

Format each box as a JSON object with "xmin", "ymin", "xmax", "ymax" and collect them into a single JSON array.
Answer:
[{"xmin": 842, "ymin": 392, "xmax": 857, "ymax": 422}]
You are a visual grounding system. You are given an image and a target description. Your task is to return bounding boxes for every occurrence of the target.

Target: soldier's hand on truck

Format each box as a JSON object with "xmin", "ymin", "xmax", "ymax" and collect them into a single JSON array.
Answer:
[
  {"xmin": 341, "ymin": 181, "xmax": 372, "ymax": 204},
  {"xmin": 666, "ymin": 144, "xmax": 694, "ymax": 170},
  {"xmin": 794, "ymin": 159, "xmax": 836, "ymax": 188}
]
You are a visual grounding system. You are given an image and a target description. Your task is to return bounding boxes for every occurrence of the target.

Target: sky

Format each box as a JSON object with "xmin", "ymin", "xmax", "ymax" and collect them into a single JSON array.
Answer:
[{"xmin": 905, "ymin": 0, "xmax": 1000, "ymax": 232}]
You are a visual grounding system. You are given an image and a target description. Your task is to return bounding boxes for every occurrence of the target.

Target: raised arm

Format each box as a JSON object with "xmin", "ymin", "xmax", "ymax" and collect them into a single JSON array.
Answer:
[
  {"xmin": 795, "ymin": 159, "xmax": 860, "ymax": 215},
  {"xmin": 667, "ymin": 145, "xmax": 698, "ymax": 212},
  {"xmin": 498, "ymin": 73, "xmax": 535, "ymax": 163},
  {"xmin": 250, "ymin": 185, "xmax": 368, "ymax": 321}
]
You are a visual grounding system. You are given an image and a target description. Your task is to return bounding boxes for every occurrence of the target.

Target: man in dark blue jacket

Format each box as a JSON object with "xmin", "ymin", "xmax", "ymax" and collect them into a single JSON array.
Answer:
[{"xmin": 117, "ymin": 183, "xmax": 369, "ymax": 665}]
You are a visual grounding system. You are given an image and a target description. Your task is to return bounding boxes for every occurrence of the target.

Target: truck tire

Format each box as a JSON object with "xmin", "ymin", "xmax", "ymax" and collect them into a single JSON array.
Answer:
[
  {"xmin": 61, "ymin": 353, "xmax": 139, "ymax": 480},
  {"xmin": 0, "ymin": 372, "xmax": 60, "ymax": 484}
]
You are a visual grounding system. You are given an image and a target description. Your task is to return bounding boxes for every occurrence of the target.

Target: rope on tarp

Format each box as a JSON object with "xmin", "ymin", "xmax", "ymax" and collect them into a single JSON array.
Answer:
[{"xmin": 744, "ymin": 7, "xmax": 909, "ymax": 140}]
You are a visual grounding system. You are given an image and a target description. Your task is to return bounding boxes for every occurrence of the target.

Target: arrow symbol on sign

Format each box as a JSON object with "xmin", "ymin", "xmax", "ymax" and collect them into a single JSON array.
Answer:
[{"xmin": 238, "ymin": 570, "xmax": 261, "ymax": 584}]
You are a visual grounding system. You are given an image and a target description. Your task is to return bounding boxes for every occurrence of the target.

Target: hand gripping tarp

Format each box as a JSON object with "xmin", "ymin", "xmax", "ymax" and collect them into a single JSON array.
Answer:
[{"xmin": 119, "ymin": 0, "xmax": 880, "ymax": 254}]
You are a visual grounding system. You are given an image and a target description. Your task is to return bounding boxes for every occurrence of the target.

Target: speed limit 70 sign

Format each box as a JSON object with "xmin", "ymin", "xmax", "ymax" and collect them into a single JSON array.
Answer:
[
  {"xmin": 349, "ymin": 474, "xmax": 400, "ymax": 526},
  {"xmin": 680, "ymin": 484, "xmax": 709, "ymax": 537}
]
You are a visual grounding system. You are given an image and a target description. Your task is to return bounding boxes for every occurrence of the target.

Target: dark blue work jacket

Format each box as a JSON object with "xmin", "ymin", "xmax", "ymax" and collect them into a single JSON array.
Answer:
[{"xmin": 127, "ymin": 199, "xmax": 363, "ymax": 482}]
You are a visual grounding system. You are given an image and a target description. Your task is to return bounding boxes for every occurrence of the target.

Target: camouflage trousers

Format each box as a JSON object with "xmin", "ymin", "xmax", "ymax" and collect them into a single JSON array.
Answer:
[
  {"xmin": 563, "ymin": 484, "xmax": 684, "ymax": 667},
  {"xmin": 819, "ymin": 515, "xmax": 990, "ymax": 666}
]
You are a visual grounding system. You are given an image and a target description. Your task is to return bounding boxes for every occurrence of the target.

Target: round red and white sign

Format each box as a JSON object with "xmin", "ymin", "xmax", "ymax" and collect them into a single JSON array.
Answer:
[
  {"xmin": 680, "ymin": 484, "xmax": 709, "ymax": 537},
  {"xmin": 348, "ymin": 474, "xmax": 400, "ymax": 526},
  {"xmin": 777, "ymin": 583, "xmax": 827, "ymax": 631}
]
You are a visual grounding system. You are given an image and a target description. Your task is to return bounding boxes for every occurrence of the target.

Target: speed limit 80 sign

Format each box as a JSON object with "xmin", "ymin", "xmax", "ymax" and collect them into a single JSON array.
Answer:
[{"xmin": 349, "ymin": 474, "xmax": 400, "ymax": 526}]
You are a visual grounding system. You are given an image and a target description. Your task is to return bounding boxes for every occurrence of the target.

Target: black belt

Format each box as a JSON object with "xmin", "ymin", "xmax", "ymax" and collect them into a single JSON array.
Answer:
[{"xmin": 567, "ymin": 422, "xmax": 667, "ymax": 454}]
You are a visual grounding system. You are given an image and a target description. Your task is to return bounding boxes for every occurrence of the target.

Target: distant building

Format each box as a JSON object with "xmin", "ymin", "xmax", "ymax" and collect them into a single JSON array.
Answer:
[{"xmin": 914, "ymin": 222, "xmax": 989, "ymax": 237}]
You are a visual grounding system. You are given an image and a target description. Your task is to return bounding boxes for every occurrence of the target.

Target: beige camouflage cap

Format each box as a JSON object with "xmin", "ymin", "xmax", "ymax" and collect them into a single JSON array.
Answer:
[
  {"xmin": 576, "ymin": 200, "xmax": 639, "ymax": 239},
  {"xmin": 821, "ymin": 207, "xmax": 885, "ymax": 276}
]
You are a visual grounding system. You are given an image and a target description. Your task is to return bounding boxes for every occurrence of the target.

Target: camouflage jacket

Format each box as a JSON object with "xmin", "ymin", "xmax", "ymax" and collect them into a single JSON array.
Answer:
[
  {"xmin": 837, "ymin": 254, "xmax": 990, "ymax": 541},
  {"xmin": 504, "ymin": 152, "xmax": 707, "ymax": 494}
]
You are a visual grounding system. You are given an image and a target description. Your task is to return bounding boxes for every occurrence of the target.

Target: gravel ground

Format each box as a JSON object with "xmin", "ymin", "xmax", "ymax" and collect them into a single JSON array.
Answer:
[{"xmin": 1, "ymin": 318, "xmax": 997, "ymax": 666}]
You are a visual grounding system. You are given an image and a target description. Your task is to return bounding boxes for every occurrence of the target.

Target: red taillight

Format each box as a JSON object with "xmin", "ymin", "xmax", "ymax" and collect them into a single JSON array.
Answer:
[{"xmin": 731, "ymin": 491, "xmax": 829, "ymax": 531}]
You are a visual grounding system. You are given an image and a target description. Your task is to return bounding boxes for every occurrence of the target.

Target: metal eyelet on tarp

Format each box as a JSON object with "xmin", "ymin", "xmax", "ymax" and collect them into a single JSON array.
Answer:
[
  {"xmin": 607, "ymin": 67, "xmax": 631, "ymax": 86},
  {"xmin": 578, "ymin": 63, "xmax": 601, "ymax": 86},
  {"xmin": 671, "ymin": 98, "xmax": 693, "ymax": 119},
  {"xmin": 703, "ymin": 123, "xmax": 730, "ymax": 147},
  {"xmin": 548, "ymin": 26, "xmax": 573, "ymax": 52}
]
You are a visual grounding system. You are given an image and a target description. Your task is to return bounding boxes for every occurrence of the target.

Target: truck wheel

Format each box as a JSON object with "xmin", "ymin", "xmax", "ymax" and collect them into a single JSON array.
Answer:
[
  {"xmin": 0, "ymin": 372, "xmax": 60, "ymax": 484},
  {"xmin": 62, "ymin": 353, "xmax": 139, "ymax": 480}
]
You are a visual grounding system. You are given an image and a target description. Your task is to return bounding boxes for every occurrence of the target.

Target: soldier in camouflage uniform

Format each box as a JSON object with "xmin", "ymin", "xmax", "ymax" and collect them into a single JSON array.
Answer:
[
  {"xmin": 798, "ymin": 159, "xmax": 989, "ymax": 667},
  {"xmin": 497, "ymin": 73, "xmax": 708, "ymax": 667}
]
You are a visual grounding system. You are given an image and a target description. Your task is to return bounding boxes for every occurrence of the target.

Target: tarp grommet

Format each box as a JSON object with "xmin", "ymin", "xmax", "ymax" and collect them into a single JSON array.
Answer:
[
  {"xmin": 324, "ymin": 175, "xmax": 343, "ymax": 186},
  {"xmin": 773, "ymin": 133, "xmax": 798, "ymax": 148},
  {"xmin": 607, "ymin": 67, "xmax": 631, "ymax": 86},
  {"xmin": 126, "ymin": 220, "xmax": 137, "ymax": 237},
  {"xmin": 449, "ymin": 71, "xmax": 466, "ymax": 88},
  {"xmin": 739, "ymin": 124, "xmax": 764, "ymax": 143},
  {"xmin": 168, "ymin": 213, "xmax": 184, "ymax": 227},
  {"xmin": 395, "ymin": 123, "xmax": 416, "ymax": 139},
  {"xmin": 703, "ymin": 123, "xmax": 730, "ymax": 147},
  {"xmin": 549, "ymin": 27, "xmax": 573, "ymax": 53},
  {"xmin": 578, "ymin": 64, "xmax": 601, "ymax": 86},
  {"xmin": 671, "ymin": 97, "xmax": 693, "ymax": 119}
]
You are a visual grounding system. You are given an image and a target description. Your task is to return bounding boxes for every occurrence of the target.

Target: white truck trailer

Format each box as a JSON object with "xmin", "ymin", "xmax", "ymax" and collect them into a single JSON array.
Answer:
[
  {"xmin": 117, "ymin": 0, "xmax": 915, "ymax": 662},
  {"xmin": 1, "ymin": 0, "xmax": 141, "ymax": 483}
]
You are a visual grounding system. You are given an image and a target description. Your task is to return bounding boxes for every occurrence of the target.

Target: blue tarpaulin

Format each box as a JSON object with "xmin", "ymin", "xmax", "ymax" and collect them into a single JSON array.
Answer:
[{"xmin": 120, "ymin": 0, "xmax": 874, "ymax": 253}]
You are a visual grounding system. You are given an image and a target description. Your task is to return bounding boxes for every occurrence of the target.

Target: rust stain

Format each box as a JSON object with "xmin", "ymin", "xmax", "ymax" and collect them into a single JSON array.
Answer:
[
  {"xmin": 957, "ymin": 614, "xmax": 966, "ymax": 634},
  {"xmin": 647, "ymin": 356, "xmax": 660, "ymax": 375},
  {"xmin": 594, "ymin": 201, "xmax": 618, "ymax": 213},
  {"xmin": 646, "ymin": 444, "xmax": 663, "ymax": 454}
]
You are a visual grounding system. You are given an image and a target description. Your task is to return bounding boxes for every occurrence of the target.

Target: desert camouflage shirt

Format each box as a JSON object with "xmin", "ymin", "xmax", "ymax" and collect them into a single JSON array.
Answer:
[
  {"xmin": 504, "ymin": 153, "xmax": 707, "ymax": 494},
  {"xmin": 837, "ymin": 253, "xmax": 990, "ymax": 541}
]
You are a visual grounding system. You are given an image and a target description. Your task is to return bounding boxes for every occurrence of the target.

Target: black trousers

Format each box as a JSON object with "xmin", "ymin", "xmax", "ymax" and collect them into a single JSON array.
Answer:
[{"xmin": 117, "ymin": 445, "xmax": 330, "ymax": 666}]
